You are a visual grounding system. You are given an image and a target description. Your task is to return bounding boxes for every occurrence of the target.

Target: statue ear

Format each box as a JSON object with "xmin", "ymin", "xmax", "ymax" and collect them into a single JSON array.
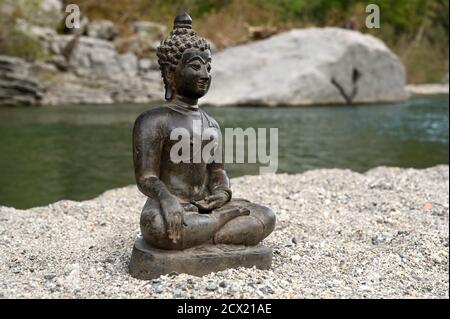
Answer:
[
  {"xmin": 165, "ymin": 85, "xmax": 174, "ymax": 100},
  {"xmin": 163, "ymin": 67, "xmax": 175, "ymax": 100}
]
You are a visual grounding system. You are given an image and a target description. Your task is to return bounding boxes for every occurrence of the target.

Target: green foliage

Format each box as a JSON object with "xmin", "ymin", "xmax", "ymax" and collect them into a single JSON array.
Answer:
[
  {"xmin": 0, "ymin": 1, "xmax": 49, "ymax": 61},
  {"xmin": 0, "ymin": 28, "xmax": 49, "ymax": 61}
]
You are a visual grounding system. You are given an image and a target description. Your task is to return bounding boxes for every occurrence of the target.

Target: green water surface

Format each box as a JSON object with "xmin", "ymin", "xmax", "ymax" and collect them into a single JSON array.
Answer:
[{"xmin": 0, "ymin": 95, "xmax": 448, "ymax": 209}]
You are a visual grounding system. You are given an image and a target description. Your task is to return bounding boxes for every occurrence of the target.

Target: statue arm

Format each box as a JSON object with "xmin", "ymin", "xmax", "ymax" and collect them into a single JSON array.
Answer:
[
  {"xmin": 133, "ymin": 113, "xmax": 173, "ymax": 202},
  {"xmin": 133, "ymin": 111, "xmax": 185, "ymax": 243},
  {"xmin": 208, "ymin": 162, "xmax": 232, "ymax": 201},
  {"xmin": 190, "ymin": 160, "xmax": 231, "ymax": 211},
  {"xmin": 207, "ymin": 125, "xmax": 232, "ymax": 201}
]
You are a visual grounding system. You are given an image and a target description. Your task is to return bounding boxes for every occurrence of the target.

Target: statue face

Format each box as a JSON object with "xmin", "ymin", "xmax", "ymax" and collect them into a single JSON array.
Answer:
[{"xmin": 174, "ymin": 48, "xmax": 212, "ymax": 99}]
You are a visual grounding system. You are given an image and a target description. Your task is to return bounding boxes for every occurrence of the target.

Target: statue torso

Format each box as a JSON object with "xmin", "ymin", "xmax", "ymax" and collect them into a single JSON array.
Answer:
[{"xmin": 137, "ymin": 104, "xmax": 221, "ymax": 203}]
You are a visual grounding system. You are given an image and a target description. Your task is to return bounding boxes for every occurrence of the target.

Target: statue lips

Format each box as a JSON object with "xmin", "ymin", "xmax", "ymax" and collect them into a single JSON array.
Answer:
[{"xmin": 196, "ymin": 79, "xmax": 210, "ymax": 91}]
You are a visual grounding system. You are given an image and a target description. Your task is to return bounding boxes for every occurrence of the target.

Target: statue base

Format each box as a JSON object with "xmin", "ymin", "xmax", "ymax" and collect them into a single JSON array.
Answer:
[{"xmin": 129, "ymin": 237, "xmax": 272, "ymax": 280}]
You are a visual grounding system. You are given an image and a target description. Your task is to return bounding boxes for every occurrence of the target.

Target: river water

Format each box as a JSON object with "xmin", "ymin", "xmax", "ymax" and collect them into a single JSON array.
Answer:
[{"xmin": 0, "ymin": 95, "xmax": 448, "ymax": 209}]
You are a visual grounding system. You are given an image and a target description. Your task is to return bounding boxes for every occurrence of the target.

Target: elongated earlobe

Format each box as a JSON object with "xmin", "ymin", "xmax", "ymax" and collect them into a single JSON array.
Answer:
[
  {"xmin": 165, "ymin": 85, "xmax": 174, "ymax": 100},
  {"xmin": 163, "ymin": 67, "xmax": 175, "ymax": 101}
]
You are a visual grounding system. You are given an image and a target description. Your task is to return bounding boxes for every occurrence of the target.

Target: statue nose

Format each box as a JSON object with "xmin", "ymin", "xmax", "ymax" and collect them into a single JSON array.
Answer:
[
  {"xmin": 200, "ymin": 65, "xmax": 210, "ymax": 77},
  {"xmin": 199, "ymin": 71, "xmax": 210, "ymax": 82}
]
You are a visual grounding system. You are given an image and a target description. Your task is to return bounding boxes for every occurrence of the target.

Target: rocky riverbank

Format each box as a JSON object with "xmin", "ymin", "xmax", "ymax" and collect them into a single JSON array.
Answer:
[
  {"xmin": 0, "ymin": 166, "xmax": 448, "ymax": 298},
  {"xmin": 0, "ymin": 0, "xmax": 165, "ymax": 106},
  {"xmin": 0, "ymin": 0, "xmax": 415, "ymax": 107}
]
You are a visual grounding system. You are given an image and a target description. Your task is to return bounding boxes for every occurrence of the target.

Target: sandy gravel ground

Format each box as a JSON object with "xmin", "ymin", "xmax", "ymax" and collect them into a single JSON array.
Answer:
[{"xmin": 0, "ymin": 166, "xmax": 448, "ymax": 299}]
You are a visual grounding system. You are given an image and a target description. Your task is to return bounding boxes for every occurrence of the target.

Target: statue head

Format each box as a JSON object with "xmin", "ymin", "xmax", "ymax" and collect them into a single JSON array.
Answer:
[{"xmin": 157, "ymin": 13, "xmax": 212, "ymax": 101}]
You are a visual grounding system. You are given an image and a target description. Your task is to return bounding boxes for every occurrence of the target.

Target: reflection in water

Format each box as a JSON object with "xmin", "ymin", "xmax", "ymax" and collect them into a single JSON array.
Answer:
[{"xmin": 0, "ymin": 95, "xmax": 448, "ymax": 209}]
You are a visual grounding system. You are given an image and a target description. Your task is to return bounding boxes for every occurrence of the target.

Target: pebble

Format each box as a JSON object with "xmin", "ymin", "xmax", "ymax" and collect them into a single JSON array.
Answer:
[
  {"xmin": 259, "ymin": 285, "xmax": 274, "ymax": 294},
  {"xmin": 172, "ymin": 288, "xmax": 182, "ymax": 298},
  {"xmin": 44, "ymin": 273, "xmax": 57, "ymax": 280},
  {"xmin": 206, "ymin": 281, "xmax": 217, "ymax": 291},
  {"xmin": 155, "ymin": 285, "xmax": 164, "ymax": 294}
]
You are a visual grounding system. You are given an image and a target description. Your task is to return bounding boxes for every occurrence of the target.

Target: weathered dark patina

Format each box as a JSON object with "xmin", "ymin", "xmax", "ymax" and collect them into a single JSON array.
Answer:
[{"xmin": 129, "ymin": 13, "xmax": 276, "ymax": 279}]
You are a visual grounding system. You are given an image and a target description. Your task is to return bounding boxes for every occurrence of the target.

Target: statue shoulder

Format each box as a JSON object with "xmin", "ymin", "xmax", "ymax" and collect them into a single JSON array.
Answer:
[
  {"xmin": 133, "ymin": 107, "xmax": 169, "ymax": 136},
  {"xmin": 133, "ymin": 107, "xmax": 171, "ymax": 134}
]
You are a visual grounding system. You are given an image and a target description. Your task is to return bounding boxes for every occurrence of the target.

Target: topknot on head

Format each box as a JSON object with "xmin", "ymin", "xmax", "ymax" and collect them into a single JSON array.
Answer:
[{"xmin": 174, "ymin": 12, "xmax": 192, "ymax": 30}]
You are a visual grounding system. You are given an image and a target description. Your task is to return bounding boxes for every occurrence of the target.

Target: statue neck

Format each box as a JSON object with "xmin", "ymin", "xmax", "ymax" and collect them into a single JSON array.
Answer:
[{"xmin": 173, "ymin": 95, "xmax": 198, "ymax": 109}]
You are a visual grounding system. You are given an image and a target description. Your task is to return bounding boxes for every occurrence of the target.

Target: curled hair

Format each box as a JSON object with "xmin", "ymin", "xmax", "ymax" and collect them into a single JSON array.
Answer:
[{"xmin": 157, "ymin": 13, "xmax": 211, "ymax": 100}]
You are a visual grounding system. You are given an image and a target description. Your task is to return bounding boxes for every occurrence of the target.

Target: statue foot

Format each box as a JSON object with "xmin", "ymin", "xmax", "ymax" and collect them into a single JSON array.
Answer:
[
  {"xmin": 213, "ymin": 215, "xmax": 263, "ymax": 245},
  {"xmin": 213, "ymin": 202, "xmax": 276, "ymax": 246},
  {"xmin": 211, "ymin": 206, "xmax": 250, "ymax": 227}
]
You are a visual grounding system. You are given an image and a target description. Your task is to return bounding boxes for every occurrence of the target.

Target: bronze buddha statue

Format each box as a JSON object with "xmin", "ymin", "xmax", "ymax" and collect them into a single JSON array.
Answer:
[{"xmin": 130, "ymin": 13, "xmax": 275, "ymax": 278}]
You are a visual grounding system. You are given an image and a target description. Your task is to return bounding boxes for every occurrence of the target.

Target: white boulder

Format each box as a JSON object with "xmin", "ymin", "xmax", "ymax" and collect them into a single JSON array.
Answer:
[{"xmin": 202, "ymin": 27, "xmax": 409, "ymax": 106}]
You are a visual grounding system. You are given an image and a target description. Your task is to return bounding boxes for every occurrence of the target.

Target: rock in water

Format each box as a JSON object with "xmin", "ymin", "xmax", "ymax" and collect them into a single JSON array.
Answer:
[{"xmin": 202, "ymin": 27, "xmax": 409, "ymax": 106}]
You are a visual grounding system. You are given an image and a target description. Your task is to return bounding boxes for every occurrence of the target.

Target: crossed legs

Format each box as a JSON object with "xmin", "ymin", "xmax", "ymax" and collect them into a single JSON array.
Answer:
[{"xmin": 140, "ymin": 197, "xmax": 276, "ymax": 250}]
